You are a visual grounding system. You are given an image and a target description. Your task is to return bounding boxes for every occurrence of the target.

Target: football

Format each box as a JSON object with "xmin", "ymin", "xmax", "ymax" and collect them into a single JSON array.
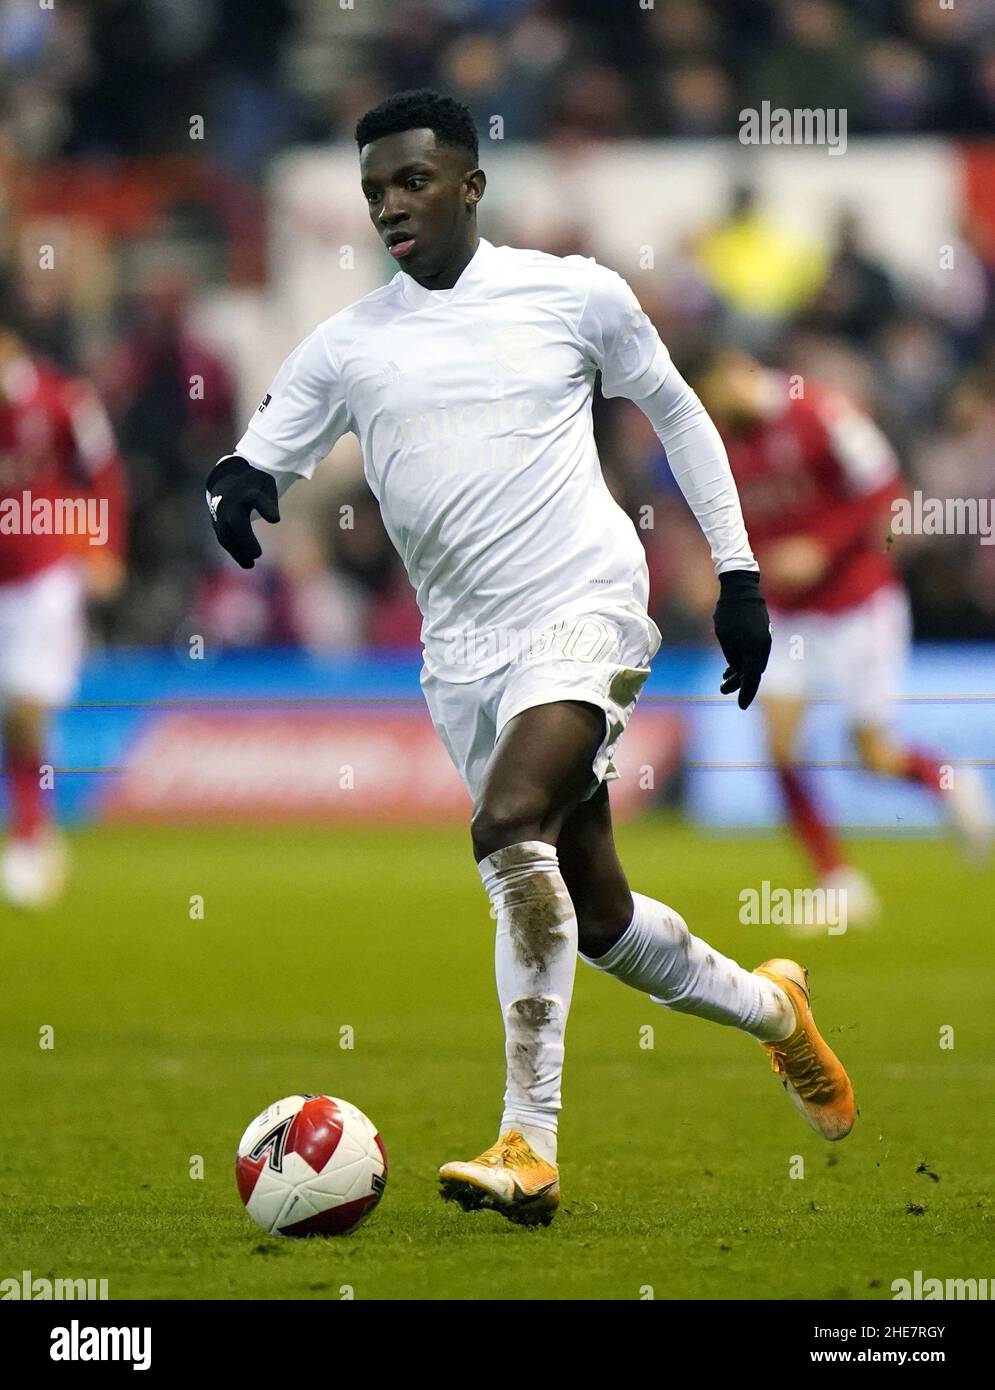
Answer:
[{"xmin": 236, "ymin": 1094, "xmax": 387, "ymax": 1237}]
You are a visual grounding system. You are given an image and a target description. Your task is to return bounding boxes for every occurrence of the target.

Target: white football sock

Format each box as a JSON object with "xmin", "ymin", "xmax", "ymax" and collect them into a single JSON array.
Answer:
[
  {"xmin": 581, "ymin": 891, "xmax": 794, "ymax": 1041},
  {"xmin": 478, "ymin": 840, "xmax": 578, "ymax": 1166}
]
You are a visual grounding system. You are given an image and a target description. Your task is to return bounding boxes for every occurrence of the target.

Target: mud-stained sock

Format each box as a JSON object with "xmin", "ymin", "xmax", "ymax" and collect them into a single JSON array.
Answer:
[
  {"xmin": 478, "ymin": 840, "xmax": 578, "ymax": 1164},
  {"xmin": 512, "ymin": 1123, "xmax": 558, "ymax": 1166},
  {"xmin": 581, "ymin": 891, "xmax": 794, "ymax": 1041}
]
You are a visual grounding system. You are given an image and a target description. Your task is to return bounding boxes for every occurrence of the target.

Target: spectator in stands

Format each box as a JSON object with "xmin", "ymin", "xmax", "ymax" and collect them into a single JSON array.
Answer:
[{"xmin": 101, "ymin": 271, "xmax": 235, "ymax": 642}]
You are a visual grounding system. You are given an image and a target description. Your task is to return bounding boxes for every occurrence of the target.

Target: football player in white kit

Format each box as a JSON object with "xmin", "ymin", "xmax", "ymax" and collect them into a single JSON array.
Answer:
[{"xmin": 207, "ymin": 91, "xmax": 856, "ymax": 1225}]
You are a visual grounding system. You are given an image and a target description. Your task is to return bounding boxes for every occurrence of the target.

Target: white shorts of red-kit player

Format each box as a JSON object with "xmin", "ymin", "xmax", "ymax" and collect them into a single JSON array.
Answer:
[
  {"xmin": 762, "ymin": 583, "xmax": 911, "ymax": 728},
  {"xmin": 0, "ymin": 560, "xmax": 85, "ymax": 707}
]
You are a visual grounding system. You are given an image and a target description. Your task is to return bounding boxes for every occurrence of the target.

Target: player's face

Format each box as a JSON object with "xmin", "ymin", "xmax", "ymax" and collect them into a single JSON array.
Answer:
[{"xmin": 359, "ymin": 129, "xmax": 483, "ymax": 286}]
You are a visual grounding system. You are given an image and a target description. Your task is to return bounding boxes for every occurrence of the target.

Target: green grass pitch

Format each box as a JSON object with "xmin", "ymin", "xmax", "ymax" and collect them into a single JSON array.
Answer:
[{"xmin": 2, "ymin": 818, "xmax": 992, "ymax": 1301}]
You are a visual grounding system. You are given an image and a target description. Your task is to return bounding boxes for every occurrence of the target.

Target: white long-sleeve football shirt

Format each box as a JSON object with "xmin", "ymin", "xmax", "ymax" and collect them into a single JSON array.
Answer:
[{"xmin": 235, "ymin": 237, "xmax": 756, "ymax": 682}]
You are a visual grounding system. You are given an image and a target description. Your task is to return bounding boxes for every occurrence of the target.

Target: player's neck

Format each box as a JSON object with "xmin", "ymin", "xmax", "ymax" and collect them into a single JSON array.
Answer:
[{"xmin": 408, "ymin": 232, "xmax": 480, "ymax": 292}]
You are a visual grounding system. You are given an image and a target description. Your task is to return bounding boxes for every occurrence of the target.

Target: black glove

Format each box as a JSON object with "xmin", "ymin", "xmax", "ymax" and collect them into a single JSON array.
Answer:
[
  {"xmin": 206, "ymin": 455, "xmax": 280, "ymax": 569},
  {"xmin": 713, "ymin": 569, "xmax": 772, "ymax": 710}
]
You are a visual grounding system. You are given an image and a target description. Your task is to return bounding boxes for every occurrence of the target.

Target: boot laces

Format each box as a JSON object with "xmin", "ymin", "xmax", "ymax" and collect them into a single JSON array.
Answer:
[
  {"xmin": 769, "ymin": 1032, "xmax": 835, "ymax": 1104},
  {"xmin": 477, "ymin": 1131, "xmax": 544, "ymax": 1169}
]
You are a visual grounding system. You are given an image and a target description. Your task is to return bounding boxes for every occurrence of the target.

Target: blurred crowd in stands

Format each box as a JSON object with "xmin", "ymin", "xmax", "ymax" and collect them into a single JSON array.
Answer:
[
  {"xmin": 611, "ymin": 184, "xmax": 995, "ymax": 646},
  {"xmin": 1, "ymin": 0, "xmax": 994, "ymax": 651},
  {"xmin": 4, "ymin": 0, "xmax": 995, "ymax": 163}
]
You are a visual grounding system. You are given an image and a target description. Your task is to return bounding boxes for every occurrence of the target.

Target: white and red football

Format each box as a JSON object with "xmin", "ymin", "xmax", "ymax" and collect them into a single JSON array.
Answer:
[{"xmin": 236, "ymin": 1094, "xmax": 387, "ymax": 1237}]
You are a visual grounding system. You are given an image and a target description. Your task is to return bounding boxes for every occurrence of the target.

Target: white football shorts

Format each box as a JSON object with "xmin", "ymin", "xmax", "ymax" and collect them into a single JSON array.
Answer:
[
  {"xmin": 761, "ymin": 582, "xmax": 911, "ymax": 727},
  {"xmin": 0, "ymin": 561, "xmax": 86, "ymax": 707},
  {"xmin": 420, "ymin": 604, "xmax": 662, "ymax": 803}
]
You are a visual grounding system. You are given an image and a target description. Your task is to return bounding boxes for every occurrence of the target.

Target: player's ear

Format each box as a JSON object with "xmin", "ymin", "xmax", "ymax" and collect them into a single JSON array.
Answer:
[{"xmin": 465, "ymin": 168, "xmax": 486, "ymax": 208}]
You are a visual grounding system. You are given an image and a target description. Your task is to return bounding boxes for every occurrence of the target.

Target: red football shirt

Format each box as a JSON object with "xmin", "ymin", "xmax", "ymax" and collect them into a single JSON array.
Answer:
[
  {"xmin": 724, "ymin": 376, "xmax": 901, "ymax": 613},
  {"xmin": 0, "ymin": 353, "xmax": 126, "ymax": 584}
]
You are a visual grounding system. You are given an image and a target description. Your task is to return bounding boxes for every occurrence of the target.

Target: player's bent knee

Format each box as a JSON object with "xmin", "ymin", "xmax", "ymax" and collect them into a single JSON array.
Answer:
[
  {"xmin": 2, "ymin": 701, "xmax": 46, "ymax": 757},
  {"xmin": 470, "ymin": 795, "xmax": 554, "ymax": 861}
]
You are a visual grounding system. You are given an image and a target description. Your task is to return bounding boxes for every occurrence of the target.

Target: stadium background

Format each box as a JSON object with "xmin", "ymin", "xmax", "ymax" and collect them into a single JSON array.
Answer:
[
  {"xmin": 2, "ymin": 0, "xmax": 995, "ymax": 1305},
  {"xmin": 3, "ymin": 0, "xmax": 995, "ymax": 832}
]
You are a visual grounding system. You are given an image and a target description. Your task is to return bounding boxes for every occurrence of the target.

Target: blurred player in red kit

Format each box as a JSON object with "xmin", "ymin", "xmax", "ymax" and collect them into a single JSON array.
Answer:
[
  {"xmin": 694, "ymin": 348, "xmax": 992, "ymax": 922},
  {"xmin": 0, "ymin": 284, "xmax": 126, "ymax": 908}
]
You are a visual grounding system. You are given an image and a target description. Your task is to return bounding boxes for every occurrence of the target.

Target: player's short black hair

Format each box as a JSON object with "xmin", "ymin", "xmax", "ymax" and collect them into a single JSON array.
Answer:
[{"xmin": 355, "ymin": 89, "xmax": 479, "ymax": 166}]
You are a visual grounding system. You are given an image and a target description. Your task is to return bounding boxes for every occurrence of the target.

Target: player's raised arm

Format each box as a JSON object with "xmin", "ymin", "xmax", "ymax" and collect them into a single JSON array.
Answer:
[
  {"xmin": 205, "ymin": 326, "xmax": 351, "ymax": 569},
  {"xmin": 578, "ymin": 262, "xmax": 771, "ymax": 709}
]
